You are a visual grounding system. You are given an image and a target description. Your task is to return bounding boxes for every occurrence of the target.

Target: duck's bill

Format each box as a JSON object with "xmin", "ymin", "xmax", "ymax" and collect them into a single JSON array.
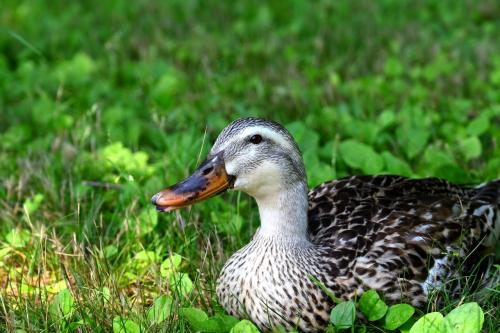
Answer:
[{"xmin": 151, "ymin": 154, "xmax": 234, "ymax": 212}]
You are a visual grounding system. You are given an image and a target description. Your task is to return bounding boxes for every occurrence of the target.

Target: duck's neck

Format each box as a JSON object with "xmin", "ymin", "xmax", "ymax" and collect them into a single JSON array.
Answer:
[{"xmin": 253, "ymin": 181, "xmax": 310, "ymax": 243}]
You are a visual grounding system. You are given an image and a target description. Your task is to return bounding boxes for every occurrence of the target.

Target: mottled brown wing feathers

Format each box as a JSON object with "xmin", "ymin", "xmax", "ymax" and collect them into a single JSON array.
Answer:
[{"xmin": 307, "ymin": 175, "xmax": 499, "ymax": 303}]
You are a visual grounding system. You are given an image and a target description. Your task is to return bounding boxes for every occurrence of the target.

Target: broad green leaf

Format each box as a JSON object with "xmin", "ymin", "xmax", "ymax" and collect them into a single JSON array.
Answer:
[
  {"xmin": 133, "ymin": 251, "xmax": 158, "ymax": 268},
  {"xmin": 189, "ymin": 319, "xmax": 221, "ymax": 332},
  {"xmin": 441, "ymin": 302, "xmax": 483, "ymax": 333},
  {"xmin": 287, "ymin": 121, "xmax": 320, "ymax": 153},
  {"xmin": 335, "ymin": 110, "xmax": 380, "ymax": 144},
  {"xmin": 112, "ymin": 316, "xmax": 141, "ymax": 333},
  {"xmin": 398, "ymin": 317, "xmax": 416, "ymax": 333},
  {"xmin": 5, "ymin": 229, "xmax": 31, "ymax": 248},
  {"xmin": 312, "ymin": 162, "xmax": 334, "ymax": 185},
  {"xmin": 460, "ymin": 136, "xmax": 482, "ymax": 161},
  {"xmin": 102, "ymin": 287, "xmax": 111, "ymax": 302},
  {"xmin": 147, "ymin": 295, "xmax": 173, "ymax": 324},
  {"xmin": 170, "ymin": 272, "xmax": 193, "ymax": 295},
  {"xmin": 490, "ymin": 68, "xmax": 500, "ymax": 85},
  {"xmin": 198, "ymin": 316, "xmax": 240, "ymax": 332},
  {"xmin": 210, "ymin": 314, "xmax": 239, "ymax": 331},
  {"xmin": 486, "ymin": 157, "xmax": 500, "ymax": 178},
  {"xmin": 318, "ymin": 140, "xmax": 336, "ymax": 161},
  {"xmin": 46, "ymin": 280, "xmax": 68, "ymax": 294},
  {"xmin": 329, "ymin": 71, "xmax": 341, "ymax": 87},
  {"xmin": 384, "ymin": 57, "xmax": 404, "ymax": 77},
  {"xmin": 359, "ymin": 289, "xmax": 388, "ymax": 321},
  {"xmin": 180, "ymin": 308, "xmax": 209, "ymax": 329},
  {"xmin": 180, "ymin": 308, "xmax": 239, "ymax": 332},
  {"xmin": 396, "ymin": 108, "xmax": 431, "ymax": 158},
  {"xmin": 356, "ymin": 324, "xmax": 366, "ymax": 333},
  {"xmin": 100, "ymin": 142, "xmax": 153, "ymax": 177},
  {"xmin": 1, "ymin": 124, "xmax": 31, "ymax": 150},
  {"xmin": 381, "ymin": 151, "xmax": 413, "ymax": 176},
  {"xmin": 378, "ymin": 110, "xmax": 396, "ymax": 128},
  {"xmin": 330, "ymin": 300, "xmax": 356, "ymax": 329},
  {"xmin": 409, "ymin": 312, "xmax": 443, "ymax": 333},
  {"xmin": 151, "ymin": 71, "xmax": 184, "ymax": 108},
  {"xmin": 467, "ymin": 114, "xmax": 490, "ymax": 136},
  {"xmin": 399, "ymin": 317, "xmax": 416, "ymax": 333},
  {"xmin": 422, "ymin": 54, "xmax": 451, "ymax": 82},
  {"xmin": 120, "ymin": 272, "xmax": 138, "ymax": 285},
  {"xmin": 434, "ymin": 164, "xmax": 469, "ymax": 183},
  {"xmin": 56, "ymin": 52, "xmax": 96, "ymax": 82},
  {"xmin": 343, "ymin": 120, "xmax": 380, "ymax": 145},
  {"xmin": 339, "ymin": 140, "xmax": 383, "ymax": 174},
  {"xmin": 403, "ymin": 127, "xmax": 429, "ymax": 159},
  {"xmin": 229, "ymin": 215, "xmax": 244, "ymax": 235},
  {"xmin": 423, "ymin": 146, "xmax": 456, "ymax": 169},
  {"xmin": 23, "ymin": 194, "xmax": 44, "ymax": 214},
  {"xmin": 384, "ymin": 304, "xmax": 415, "ymax": 330},
  {"xmin": 229, "ymin": 320, "xmax": 260, "ymax": 333},
  {"xmin": 133, "ymin": 251, "xmax": 158, "ymax": 263},
  {"xmin": 104, "ymin": 245, "xmax": 118, "ymax": 259},
  {"xmin": 160, "ymin": 254, "xmax": 182, "ymax": 277},
  {"xmin": 49, "ymin": 289, "xmax": 74, "ymax": 321}
]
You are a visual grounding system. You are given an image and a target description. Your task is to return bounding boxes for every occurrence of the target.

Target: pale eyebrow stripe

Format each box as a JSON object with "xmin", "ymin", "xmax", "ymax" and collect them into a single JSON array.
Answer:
[
  {"xmin": 227, "ymin": 126, "xmax": 294, "ymax": 150},
  {"xmin": 211, "ymin": 124, "xmax": 296, "ymax": 156}
]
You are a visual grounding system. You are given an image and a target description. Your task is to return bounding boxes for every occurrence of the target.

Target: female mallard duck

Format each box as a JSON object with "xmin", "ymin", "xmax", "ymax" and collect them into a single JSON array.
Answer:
[{"xmin": 152, "ymin": 118, "xmax": 499, "ymax": 332}]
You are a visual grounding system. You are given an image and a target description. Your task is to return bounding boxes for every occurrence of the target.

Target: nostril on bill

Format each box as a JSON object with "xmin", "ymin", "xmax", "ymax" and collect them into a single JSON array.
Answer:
[{"xmin": 202, "ymin": 166, "xmax": 214, "ymax": 175}]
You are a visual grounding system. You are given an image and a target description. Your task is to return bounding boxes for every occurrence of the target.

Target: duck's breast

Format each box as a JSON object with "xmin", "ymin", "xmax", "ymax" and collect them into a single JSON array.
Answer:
[{"xmin": 216, "ymin": 236, "xmax": 332, "ymax": 332}]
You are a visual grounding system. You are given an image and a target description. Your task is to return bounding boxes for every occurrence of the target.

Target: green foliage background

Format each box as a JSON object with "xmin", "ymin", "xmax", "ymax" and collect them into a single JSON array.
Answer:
[{"xmin": 1, "ymin": 0, "xmax": 499, "ymax": 332}]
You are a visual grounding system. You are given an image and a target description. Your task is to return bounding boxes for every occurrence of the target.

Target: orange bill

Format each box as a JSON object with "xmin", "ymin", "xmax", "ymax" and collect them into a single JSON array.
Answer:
[{"xmin": 151, "ymin": 154, "xmax": 234, "ymax": 212}]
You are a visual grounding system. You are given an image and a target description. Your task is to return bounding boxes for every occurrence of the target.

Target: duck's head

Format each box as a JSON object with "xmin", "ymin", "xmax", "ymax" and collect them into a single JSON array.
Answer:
[{"xmin": 151, "ymin": 118, "xmax": 306, "ymax": 212}]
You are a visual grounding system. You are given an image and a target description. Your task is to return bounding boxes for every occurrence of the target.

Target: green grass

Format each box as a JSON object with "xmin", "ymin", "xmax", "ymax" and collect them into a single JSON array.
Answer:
[{"xmin": 1, "ymin": 0, "xmax": 499, "ymax": 332}]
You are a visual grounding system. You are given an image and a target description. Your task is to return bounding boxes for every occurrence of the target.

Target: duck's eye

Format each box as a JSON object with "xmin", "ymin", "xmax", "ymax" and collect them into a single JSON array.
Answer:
[{"xmin": 249, "ymin": 134, "xmax": 263, "ymax": 144}]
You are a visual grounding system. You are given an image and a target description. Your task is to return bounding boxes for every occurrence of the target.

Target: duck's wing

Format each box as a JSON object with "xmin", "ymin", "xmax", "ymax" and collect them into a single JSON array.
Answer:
[{"xmin": 307, "ymin": 175, "xmax": 499, "ymax": 304}]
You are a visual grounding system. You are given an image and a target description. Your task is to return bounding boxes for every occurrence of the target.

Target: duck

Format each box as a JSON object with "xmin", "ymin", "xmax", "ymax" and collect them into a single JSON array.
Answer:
[{"xmin": 151, "ymin": 117, "xmax": 500, "ymax": 332}]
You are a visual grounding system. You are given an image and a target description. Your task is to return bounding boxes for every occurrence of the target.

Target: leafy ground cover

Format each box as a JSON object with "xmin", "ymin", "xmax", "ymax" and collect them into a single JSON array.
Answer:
[{"xmin": 1, "ymin": 0, "xmax": 499, "ymax": 332}]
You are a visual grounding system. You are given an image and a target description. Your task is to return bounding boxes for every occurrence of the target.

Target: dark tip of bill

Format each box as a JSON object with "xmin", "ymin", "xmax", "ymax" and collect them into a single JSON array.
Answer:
[{"xmin": 151, "ymin": 192, "xmax": 161, "ymax": 205}]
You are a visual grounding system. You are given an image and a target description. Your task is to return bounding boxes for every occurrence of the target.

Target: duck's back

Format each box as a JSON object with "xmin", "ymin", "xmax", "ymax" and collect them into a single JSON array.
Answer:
[{"xmin": 307, "ymin": 175, "xmax": 499, "ymax": 305}]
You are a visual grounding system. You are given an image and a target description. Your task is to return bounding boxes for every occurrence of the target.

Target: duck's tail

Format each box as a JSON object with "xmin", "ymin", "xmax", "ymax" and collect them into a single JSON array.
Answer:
[
  {"xmin": 455, "ymin": 180, "xmax": 500, "ymax": 294},
  {"xmin": 474, "ymin": 180, "xmax": 500, "ymax": 248}
]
